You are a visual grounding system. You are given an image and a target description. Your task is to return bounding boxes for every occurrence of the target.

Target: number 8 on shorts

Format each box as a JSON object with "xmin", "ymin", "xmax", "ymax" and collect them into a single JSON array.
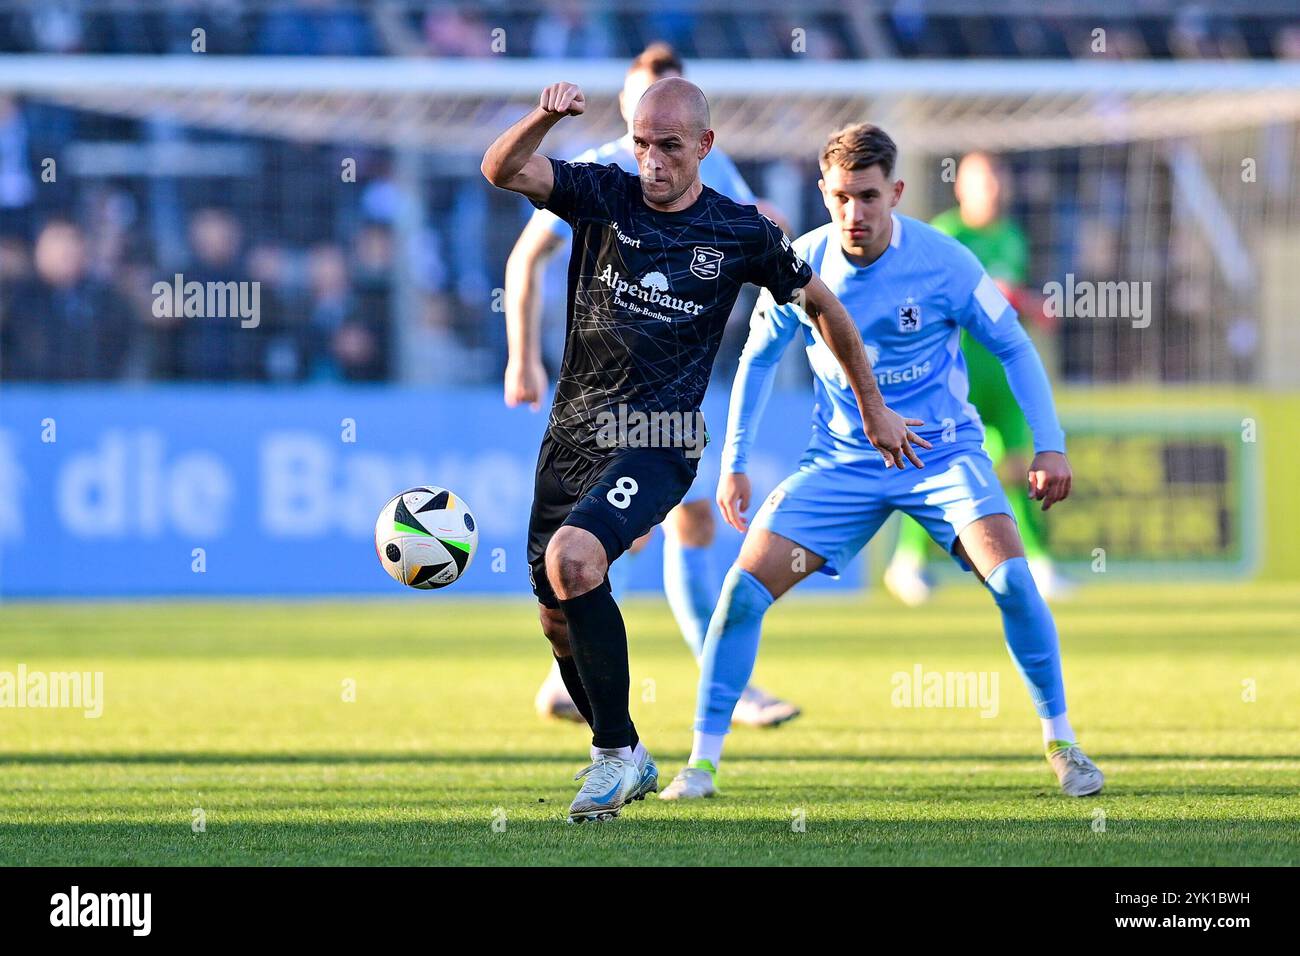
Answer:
[{"xmin": 606, "ymin": 476, "xmax": 639, "ymax": 510}]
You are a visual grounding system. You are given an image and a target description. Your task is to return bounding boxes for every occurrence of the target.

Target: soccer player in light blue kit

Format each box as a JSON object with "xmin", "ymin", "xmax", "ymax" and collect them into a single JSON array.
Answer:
[
  {"xmin": 510, "ymin": 44, "xmax": 799, "ymax": 728},
  {"xmin": 660, "ymin": 123, "xmax": 1104, "ymax": 800}
]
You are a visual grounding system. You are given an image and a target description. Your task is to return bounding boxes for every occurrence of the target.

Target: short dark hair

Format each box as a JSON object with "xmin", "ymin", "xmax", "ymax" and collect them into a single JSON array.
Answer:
[
  {"xmin": 819, "ymin": 123, "xmax": 898, "ymax": 178},
  {"xmin": 630, "ymin": 42, "xmax": 684, "ymax": 80}
]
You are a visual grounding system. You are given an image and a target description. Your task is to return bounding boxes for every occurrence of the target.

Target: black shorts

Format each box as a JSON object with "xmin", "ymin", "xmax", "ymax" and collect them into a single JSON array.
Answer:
[{"xmin": 526, "ymin": 430, "xmax": 697, "ymax": 608}]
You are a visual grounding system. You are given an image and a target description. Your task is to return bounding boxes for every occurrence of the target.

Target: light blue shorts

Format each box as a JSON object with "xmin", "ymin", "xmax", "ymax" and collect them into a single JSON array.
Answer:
[{"xmin": 751, "ymin": 441, "xmax": 1014, "ymax": 577}]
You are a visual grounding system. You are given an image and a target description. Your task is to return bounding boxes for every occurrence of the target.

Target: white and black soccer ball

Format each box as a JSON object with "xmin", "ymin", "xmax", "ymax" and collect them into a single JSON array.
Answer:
[{"xmin": 374, "ymin": 486, "xmax": 478, "ymax": 589}]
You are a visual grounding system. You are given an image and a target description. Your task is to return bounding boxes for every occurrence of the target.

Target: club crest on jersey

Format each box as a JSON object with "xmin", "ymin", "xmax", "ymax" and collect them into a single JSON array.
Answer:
[
  {"xmin": 690, "ymin": 246, "xmax": 724, "ymax": 280},
  {"xmin": 898, "ymin": 299, "xmax": 922, "ymax": 333}
]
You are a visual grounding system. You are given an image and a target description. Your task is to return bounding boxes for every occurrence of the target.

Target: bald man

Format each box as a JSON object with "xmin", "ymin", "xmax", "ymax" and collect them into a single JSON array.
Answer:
[
  {"xmin": 507, "ymin": 47, "xmax": 800, "ymax": 731},
  {"xmin": 482, "ymin": 78, "xmax": 925, "ymax": 823}
]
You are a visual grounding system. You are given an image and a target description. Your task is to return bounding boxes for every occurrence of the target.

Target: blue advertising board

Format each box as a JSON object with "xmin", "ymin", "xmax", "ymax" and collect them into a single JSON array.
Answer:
[{"xmin": 0, "ymin": 386, "xmax": 866, "ymax": 597}]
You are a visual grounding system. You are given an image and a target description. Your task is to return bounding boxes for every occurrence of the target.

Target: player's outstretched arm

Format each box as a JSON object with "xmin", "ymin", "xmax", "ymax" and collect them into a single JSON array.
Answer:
[
  {"xmin": 959, "ymin": 266, "xmax": 1071, "ymax": 509},
  {"xmin": 480, "ymin": 82, "xmax": 586, "ymax": 202},
  {"xmin": 799, "ymin": 274, "xmax": 932, "ymax": 470}
]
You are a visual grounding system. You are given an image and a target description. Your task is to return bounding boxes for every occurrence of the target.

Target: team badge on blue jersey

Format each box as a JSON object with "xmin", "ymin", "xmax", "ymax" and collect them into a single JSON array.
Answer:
[
  {"xmin": 690, "ymin": 246, "xmax": 724, "ymax": 280},
  {"xmin": 898, "ymin": 299, "xmax": 922, "ymax": 333}
]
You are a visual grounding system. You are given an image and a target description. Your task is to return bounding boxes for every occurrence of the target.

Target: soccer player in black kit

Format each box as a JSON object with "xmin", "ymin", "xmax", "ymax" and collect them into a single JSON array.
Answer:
[{"xmin": 482, "ymin": 77, "xmax": 929, "ymax": 822}]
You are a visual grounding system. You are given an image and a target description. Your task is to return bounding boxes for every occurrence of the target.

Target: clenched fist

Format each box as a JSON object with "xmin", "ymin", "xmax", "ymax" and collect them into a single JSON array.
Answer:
[
  {"xmin": 504, "ymin": 358, "xmax": 547, "ymax": 411},
  {"xmin": 539, "ymin": 82, "xmax": 585, "ymax": 117}
]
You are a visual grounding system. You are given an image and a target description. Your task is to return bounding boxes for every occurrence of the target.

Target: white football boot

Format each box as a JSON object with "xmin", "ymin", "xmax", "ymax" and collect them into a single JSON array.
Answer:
[
  {"xmin": 732, "ymin": 686, "xmax": 802, "ymax": 728},
  {"xmin": 568, "ymin": 754, "xmax": 641, "ymax": 823},
  {"xmin": 1047, "ymin": 742, "xmax": 1105, "ymax": 797},
  {"xmin": 629, "ymin": 750, "xmax": 659, "ymax": 802},
  {"xmin": 658, "ymin": 761, "xmax": 718, "ymax": 801}
]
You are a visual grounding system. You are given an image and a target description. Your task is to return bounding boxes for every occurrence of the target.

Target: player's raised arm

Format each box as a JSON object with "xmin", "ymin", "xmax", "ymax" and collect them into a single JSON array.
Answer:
[
  {"xmin": 480, "ymin": 82, "xmax": 586, "ymax": 202},
  {"xmin": 798, "ymin": 274, "xmax": 932, "ymax": 470}
]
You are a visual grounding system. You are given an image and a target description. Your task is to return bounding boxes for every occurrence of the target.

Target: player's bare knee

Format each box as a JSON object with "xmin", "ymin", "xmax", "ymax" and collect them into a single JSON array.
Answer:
[
  {"xmin": 958, "ymin": 514, "xmax": 1025, "ymax": 579},
  {"xmin": 545, "ymin": 530, "xmax": 607, "ymax": 600},
  {"xmin": 667, "ymin": 500, "xmax": 714, "ymax": 547},
  {"xmin": 738, "ymin": 529, "xmax": 820, "ymax": 600},
  {"xmin": 551, "ymin": 555, "xmax": 603, "ymax": 599}
]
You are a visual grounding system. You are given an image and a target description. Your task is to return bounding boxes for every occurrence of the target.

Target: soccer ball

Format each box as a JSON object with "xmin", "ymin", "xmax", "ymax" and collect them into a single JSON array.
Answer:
[{"xmin": 374, "ymin": 486, "xmax": 478, "ymax": 589}]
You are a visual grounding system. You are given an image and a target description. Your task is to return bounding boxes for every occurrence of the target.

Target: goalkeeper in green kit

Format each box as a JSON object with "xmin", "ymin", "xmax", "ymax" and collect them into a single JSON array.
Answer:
[{"xmin": 883, "ymin": 151, "xmax": 1073, "ymax": 603}]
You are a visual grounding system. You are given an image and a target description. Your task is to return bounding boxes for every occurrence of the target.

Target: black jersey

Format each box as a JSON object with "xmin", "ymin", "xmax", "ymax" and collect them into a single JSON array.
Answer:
[{"xmin": 532, "ymin": 157, "xmax": 812, "ymax": 457}]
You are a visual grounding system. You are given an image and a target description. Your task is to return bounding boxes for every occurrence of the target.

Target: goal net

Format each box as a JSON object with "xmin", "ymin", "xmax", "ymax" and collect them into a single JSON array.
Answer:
[{"xmin": 1, "ymin": 54, "xmax": 1297, "ymax": 387}]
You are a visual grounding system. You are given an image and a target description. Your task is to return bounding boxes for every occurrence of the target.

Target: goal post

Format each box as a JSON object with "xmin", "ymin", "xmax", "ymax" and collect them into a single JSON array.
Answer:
[{"xmin": 0, "ymin": 55, "xmax": 1297, "ymax": 156}]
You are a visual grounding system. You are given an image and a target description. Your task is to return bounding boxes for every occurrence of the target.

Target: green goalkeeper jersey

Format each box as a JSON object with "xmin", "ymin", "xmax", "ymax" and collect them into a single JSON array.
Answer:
[{"xmin": 930, "ymin": 206, "xmax": 1032, "ymax": 453}]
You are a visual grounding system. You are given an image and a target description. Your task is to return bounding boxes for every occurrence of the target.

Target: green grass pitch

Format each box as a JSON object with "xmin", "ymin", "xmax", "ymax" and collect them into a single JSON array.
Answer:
[{"xmin": 1, "ymin": 582, "xmax": 1296, "ymax": 866}]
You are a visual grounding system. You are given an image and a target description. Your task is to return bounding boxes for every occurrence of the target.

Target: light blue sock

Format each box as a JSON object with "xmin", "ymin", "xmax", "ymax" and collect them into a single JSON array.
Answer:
[
  {"xmin": 694, "ymin": 567, "xmax": 774, "ymax": 735},
  {"xmin": 607, "ymin": 547, "xmax": 636, "ymax": 601},
  {"xmin": 984, "ymin": 556, "xmax": 1067, "ymax": 718},
  {"xmin": 662, "ymin": 537, "xmax": 718, "ymax": 658}
]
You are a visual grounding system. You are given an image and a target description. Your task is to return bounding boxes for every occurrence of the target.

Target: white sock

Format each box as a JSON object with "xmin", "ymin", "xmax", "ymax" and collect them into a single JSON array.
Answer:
[
  {"xmin": 689, "ymin": 731, "xmax": 726, "ymax": 769},
  {"xmin": 591, "ymin": 745, "xmax": 634, "ymax": 762},
  {"xmin": 1041, "ymin": 713, "xmax": 1076, "ymax": 747},
  {"xmin": 632, "ymin": 741, "xmax": 648, "ymax": 767}
]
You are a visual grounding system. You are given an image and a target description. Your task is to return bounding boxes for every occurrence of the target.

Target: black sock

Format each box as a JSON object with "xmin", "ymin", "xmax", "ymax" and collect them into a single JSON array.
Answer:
[
  {"xmin": 558, "ymin": 581, "xmax": 637, "ymax": 750},
  {"xmin": 553, "ymin": 654, "xmax": 594, "ymax": 727},
  {"xmin": 553, "ymin": 654, "xmax": 637, "ymax": 749}
]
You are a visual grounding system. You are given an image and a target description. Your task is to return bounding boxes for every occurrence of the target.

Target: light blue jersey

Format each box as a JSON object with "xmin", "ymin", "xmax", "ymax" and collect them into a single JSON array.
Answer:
[
  {"xmin": 533, "ymin": 134, "xmax": 758, "ymax": 241},
  {"xmin": 723, "ymin": 213, "xmax": 1065, "ymax": 475},
  {"xmin": 693, "ymin": 216, "xmax": 1074, "ymax": 747}
]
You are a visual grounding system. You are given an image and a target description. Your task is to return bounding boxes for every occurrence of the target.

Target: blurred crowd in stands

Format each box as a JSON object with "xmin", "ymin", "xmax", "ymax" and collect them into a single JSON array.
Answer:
[
  {"xmin": 1, "ymin": 1, "xmax": 1297, "ymax": 61},
  {"xmin": 0, "ymin": 3, "xmax": 1296, "ymax": 385},
  {"xmin": 0, "ymin": 101, "xmax": 425, "ymax": 383}
]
